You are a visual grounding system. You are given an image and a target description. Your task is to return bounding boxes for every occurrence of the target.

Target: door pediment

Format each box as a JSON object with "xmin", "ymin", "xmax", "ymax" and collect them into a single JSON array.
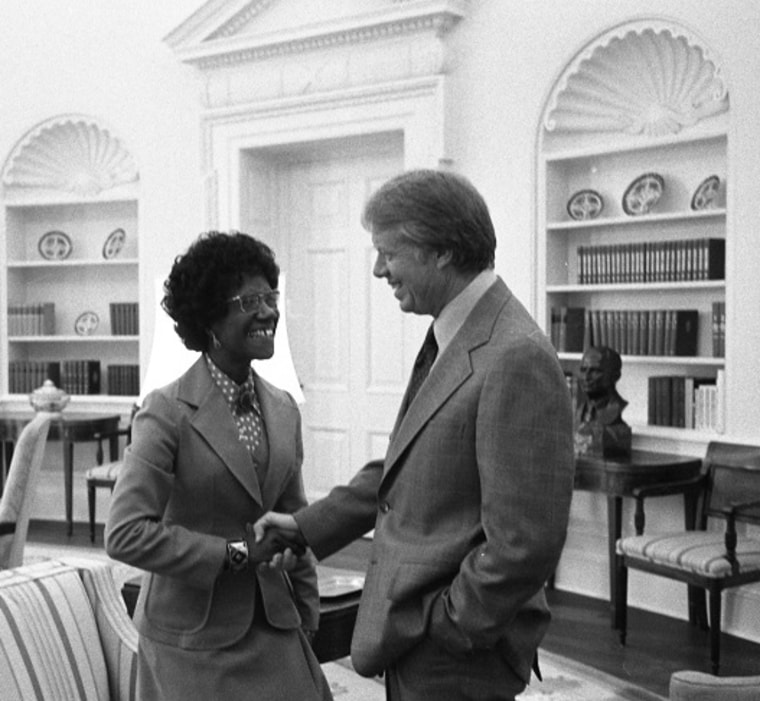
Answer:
[{"xmin": 166, "ymin": 0, "xmax": 467, "ymax": 68}]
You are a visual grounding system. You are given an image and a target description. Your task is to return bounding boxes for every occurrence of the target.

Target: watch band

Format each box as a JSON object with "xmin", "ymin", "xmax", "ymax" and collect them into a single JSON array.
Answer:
[{"xmin": 226, "ymin": 539, "xmax": 249, "ymax": 573}]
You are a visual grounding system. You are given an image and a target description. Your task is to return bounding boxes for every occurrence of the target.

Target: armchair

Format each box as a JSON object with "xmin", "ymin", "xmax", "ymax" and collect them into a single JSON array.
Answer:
[{"xmin": 616, "ymin": 441, "xmax": 760, "ymax": 675}]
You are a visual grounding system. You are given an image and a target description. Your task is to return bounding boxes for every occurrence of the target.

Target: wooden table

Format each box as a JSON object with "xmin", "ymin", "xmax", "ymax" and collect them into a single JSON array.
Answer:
[
  {"xmin": 121, "ymin": 565, "xmax": 364, "ymax": 664},
  {"xmin": 573, "ymin": 449, "xmax": 702, "ymax": 626},
  {"xmin": 0, "ymin": 411, "xmax": 121, "ymax": 537}
]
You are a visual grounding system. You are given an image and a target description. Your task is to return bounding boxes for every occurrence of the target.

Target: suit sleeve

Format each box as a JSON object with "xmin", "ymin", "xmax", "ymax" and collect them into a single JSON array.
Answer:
[
  {"xmin": 294, "ymin": 459, "xmax": 383, "ymax": 561},
  {"xmin": 428, "ymin": 337, "xmax": 575, "ymax": 654}
]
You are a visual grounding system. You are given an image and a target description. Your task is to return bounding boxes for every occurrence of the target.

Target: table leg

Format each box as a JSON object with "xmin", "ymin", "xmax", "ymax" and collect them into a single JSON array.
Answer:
[
  {"xmin": 63, "ymin": 439, "xmax": 74, "ymax": 537},
  {"xmin": 607, "ymin": 495, "xmax": 623, "ymax": 628}
]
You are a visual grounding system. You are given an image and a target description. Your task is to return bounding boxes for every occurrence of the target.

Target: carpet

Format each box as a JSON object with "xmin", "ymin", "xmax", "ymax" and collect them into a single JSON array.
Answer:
[
  {"xmin": 321, "ymin": 651, "xmax": 667, "ymax": 700},
  {"xmin": 23, "ymin": 542, "xmax": 665, "ymax": 700}
]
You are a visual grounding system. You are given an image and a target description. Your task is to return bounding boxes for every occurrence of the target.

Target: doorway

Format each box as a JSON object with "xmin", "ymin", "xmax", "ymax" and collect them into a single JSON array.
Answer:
[{"xmin": 240, "ymin": 133, "xmax": 427, "ymax": 498}]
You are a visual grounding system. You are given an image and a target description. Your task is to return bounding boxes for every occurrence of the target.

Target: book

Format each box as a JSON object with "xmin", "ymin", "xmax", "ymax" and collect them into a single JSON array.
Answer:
[{"xmin": 671, "ymin": 309, "xmax": 699, "ymax": 356}]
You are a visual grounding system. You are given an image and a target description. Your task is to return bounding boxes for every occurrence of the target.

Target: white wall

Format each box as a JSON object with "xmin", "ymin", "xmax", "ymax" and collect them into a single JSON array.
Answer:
[{"xmin": 0, "ymin": 1, "xmax": 207, "ymax": 373}]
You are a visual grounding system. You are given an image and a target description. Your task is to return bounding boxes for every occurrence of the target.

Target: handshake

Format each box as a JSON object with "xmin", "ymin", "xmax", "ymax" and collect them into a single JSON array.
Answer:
[{"xmin": 244, "ymin": 513, "xmax": 307, "ymax": 566}]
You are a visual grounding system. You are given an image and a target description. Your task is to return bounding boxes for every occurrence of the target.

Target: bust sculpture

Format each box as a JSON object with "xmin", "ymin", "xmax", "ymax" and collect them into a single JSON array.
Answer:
[{"xmin": 574, "ymin": 345, "xmax": 632, "ymax": 457}]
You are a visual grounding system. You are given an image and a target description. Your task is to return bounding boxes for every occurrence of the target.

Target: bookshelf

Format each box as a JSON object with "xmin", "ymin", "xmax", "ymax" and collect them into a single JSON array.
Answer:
[
  {"xmin": 537, "ymin": 22, "xmax": 729, "ymax": 445},
  {"xmin": 1, "ymin": 115, "xmax": 141, "ymax": 404}
]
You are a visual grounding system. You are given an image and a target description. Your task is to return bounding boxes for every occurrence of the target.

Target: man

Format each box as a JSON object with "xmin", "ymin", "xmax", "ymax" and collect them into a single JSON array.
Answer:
[
  {"xmin": 255, "ymin": 169, "xmax": 575, "ymax": 700},
  {"xmin": 575, "ymin": 345, "xmax": 631, "ymax": 457}
]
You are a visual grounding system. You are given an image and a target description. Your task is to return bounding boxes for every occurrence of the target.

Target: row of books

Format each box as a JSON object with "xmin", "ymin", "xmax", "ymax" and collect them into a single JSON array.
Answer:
[
  {"xmin": 648, "ymin": 371, "xmax": 725, "ymax": 432},
  {"xmin": 551, "ymin": 306, "xmax": 703, "ymax": 357},
  {"xmin": 110, "ymin": 303, "xmax": 139, "ymax": 335},
  {"xmin": 7, "ymin": 303, "xmax": 55, "ymax": 336},
  {"xmin": 107, "ymin": 364, "xmax": 140, "ymax": 396},
  {"xmin": 9, "ymin": 360, "xmax": 101, "ymax": 395},
  {"xmin": 577, "ymin": 238, "xmax": 725, "ymax": 285}
]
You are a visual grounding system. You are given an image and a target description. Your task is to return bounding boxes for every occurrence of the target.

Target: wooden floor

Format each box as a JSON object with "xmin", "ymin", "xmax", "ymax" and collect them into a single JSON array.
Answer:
[{"xmin": 31, "ymin": 521, "xmax": 760, "ymax": 699}]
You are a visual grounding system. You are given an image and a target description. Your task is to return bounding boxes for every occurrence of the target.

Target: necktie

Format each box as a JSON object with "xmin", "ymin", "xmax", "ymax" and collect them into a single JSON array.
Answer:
[{"xmin": 402, "ymin": 325, "xmax": 438, "ymax": 415}]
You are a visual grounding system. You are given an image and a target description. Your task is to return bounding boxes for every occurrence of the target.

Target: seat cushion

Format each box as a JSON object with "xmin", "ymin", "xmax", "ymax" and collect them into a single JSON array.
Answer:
[
  {"xmin": 670, "ymin": 669, "xmax": 760, "ymax": 700},
  {"xmin": 85, "ymin": 460, "xmax": 123, "ymax": 482},
  {"xmin": 618, "ymin": 532, "xmax": 760, "ymax": 578},
  {"xmin": 0, "ymin": 560, "xmax": 109, "ymax": 700}
]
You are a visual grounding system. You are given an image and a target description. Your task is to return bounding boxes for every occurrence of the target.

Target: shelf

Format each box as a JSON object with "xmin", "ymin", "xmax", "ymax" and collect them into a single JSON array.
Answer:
[
  {"xmin": 8, "ymin": 258, "xmax": 138, "ymax": 269},
  {"xmin": 547, "ymin": 208, "xmax": 725, "ymax": 231},
  {"xmin": 543, "ymin": 128, "xmax": 727, "ymax": 163},
  {"xmin": 547, "ymin": 281, "xmax": 725, "ymax": 293},
  {"xmin": 558, "ymin": 352, "xmax": 724, "ymax": 367},
  {"xmin": 9, "ymin": 336, "xmax": 139, "ymax": 343}
]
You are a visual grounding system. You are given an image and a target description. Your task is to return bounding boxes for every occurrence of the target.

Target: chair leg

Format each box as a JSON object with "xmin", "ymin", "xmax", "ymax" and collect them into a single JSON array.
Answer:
[
  {"xmin": 688, "ymin": 585, "xmax": 708, "ymax": 630},
  {"xmin": 87, "ymin": 482, "xmax": 96, "ymax": 543},
  {"xmin": 708, "ymin": 585, "xmax": 722, "ymax": 675},
  {"xmin": 615, "ymin": 555, "xmax": 628, "ymax": 644}
]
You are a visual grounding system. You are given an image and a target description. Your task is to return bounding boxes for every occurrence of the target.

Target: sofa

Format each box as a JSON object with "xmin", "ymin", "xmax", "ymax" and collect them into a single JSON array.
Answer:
[
  {"xmin": 0, "ymin": 557, "xmax": 138, "ymax": 701},
  {"xmin": 670, "ymin": 670, "xmax": 760, "ymax": 700}
]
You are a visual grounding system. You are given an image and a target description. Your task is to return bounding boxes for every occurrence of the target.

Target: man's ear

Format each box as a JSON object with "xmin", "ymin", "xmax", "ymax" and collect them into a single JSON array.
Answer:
[{"xmin": 435, "ymin": 249, "xmax": 453, "ymax": 269}]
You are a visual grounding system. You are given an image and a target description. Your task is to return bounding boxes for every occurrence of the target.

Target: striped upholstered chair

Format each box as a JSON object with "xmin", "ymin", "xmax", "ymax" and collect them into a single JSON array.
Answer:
[
  {"xmin": 0, "ymin": 558, "xmax": 137, "ymax": 700},
  {"xmin": 616, "ymin": 441, "xmax": 760, "ymax": 675}
]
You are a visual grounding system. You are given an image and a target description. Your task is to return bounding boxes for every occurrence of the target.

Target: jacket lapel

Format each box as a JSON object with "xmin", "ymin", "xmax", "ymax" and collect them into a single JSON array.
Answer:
[
  {"xmin": 253, "ymin": 375, "xmax": 293, "ymax": 507},
  {"xmin": 383, "ymin": 279, "xmax": 510, "ymax": 480},
  {"xmin": 178, "ymin": 358, "xmax": 263, "ymax": 506}
]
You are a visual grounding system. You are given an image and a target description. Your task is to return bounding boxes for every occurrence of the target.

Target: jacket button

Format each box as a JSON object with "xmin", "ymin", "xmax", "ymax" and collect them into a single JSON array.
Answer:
[{"xmin": 379, "ymin": 500, "xmax": 391, "ymax": 513}]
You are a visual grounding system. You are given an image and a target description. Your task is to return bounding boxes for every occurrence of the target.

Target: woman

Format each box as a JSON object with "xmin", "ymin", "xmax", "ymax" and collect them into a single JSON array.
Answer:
[{"xmin": 105, "ymin": 231, "xmax": 332, "ymax": 700}]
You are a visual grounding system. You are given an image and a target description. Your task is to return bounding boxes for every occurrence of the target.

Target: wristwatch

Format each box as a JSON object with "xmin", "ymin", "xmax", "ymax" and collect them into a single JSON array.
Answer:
[{"xmin": 225, "ymin": 539, "xmax": 249, "ymax": 573}]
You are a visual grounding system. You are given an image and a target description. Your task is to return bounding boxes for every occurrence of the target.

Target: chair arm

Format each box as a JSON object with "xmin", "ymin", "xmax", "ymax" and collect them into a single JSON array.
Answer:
[
  {"xmin": 718, "ymin": 498, "xmax": 760, "ymax": 576},
  {"xmin": 630, "ymin": 476, "xmax": 705, "ymax": 535},
  {"xmin": 93, "ymin": 427, "xmax": 131, "ymax": 464},
  {"xmin": 670, "ymin": 669, "xmax": 760, "ymax": 700},
  {"xmin": 63, "ymin": 557, "xmax": 138, "ymax": 701}
]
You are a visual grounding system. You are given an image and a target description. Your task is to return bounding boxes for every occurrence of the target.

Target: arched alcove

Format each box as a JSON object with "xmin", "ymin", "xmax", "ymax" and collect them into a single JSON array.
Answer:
[{"xmin": 2, "ymin": 114, "xmax": 138, "ymax": 197}]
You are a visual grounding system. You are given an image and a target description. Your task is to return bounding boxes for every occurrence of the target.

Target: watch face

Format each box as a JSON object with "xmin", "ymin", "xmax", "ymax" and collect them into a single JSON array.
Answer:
[{"xmin": 227, "ymin": 540, "xmax": 248, "ymax": 572}]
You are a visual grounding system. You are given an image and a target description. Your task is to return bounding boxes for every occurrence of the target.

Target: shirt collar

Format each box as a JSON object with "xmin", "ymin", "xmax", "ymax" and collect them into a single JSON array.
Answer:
[
  {"xmin": 205, "ymin": 355, "xmax": 259, "ymax": 413},
  {"xmin": 433, "ymin": 268, "xmax": 497, "ymax": 357}
]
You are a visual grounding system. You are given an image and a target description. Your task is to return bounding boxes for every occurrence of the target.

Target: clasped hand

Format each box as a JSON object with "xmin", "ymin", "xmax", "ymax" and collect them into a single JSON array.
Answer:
[{"xmin": 246, "ymin": 512, "xmax": 306, "ymax": 570}]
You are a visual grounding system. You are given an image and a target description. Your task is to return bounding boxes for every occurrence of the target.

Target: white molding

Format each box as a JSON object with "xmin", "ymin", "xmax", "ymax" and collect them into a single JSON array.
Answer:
[
  {"xmin": 543, "ymin": 19, "xmax": 729, "ymax": 136},
  {"xmin": 167, "ymin": 0, "xmax": 467, "ymax": 69},
  {"xmin": 1, "ymin": 114, "xmax": 138, "ymax": 196}
]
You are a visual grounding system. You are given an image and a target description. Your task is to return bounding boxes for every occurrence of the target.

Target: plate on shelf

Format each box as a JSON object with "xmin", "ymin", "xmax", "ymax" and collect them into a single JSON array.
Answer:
[
  {"xmin": 102, "ymin": 227, "xmax": 126, "ymax": 259},
  {"xmin": 622, "ymin": 172, "xmax": 665, "ymax": 216},
  {"xmin": 318, "ymin": 572, "xmax": 365, "ymax": 599},
  {"xmin": 38, "ymin": 230, "xmax": 72, "ymax": 260},
  {"xmin": 567, "ymin": 189, "xmax": 604, "ymax": 221},
  {"xmin": 74, "ymin": 310, "xmax": 99, "ymax": 336},
  {"xmin": 690, "ymin": 175, "xmax": 721, "ymax": 211}
]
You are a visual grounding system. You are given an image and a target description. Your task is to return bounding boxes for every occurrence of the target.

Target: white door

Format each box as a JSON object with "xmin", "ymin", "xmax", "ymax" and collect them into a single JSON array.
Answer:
[{"xmin": 243, "ymin": 134, "xmax": 428, "ymax": 498}]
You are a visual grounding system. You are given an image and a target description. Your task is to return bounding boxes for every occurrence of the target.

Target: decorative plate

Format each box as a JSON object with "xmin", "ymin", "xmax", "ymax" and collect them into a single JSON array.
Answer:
[
  {"xmin": 102, "ymin": 227, "xmax": 126, "ymax": 259},
  {"xmin": 38, "ymin": 230, "xmax": 72, "ymax": 260},
  {"xmin": 567, "ymin": 189, "xmax": 604, "ymax": 221},
  {"xmin": 74, "ymin": 310, "xmax": 99, "ymax": 336},
  {"xmin": 690, "ymin": 175, "xmax": 721, "ymax": 211},
  {"xmin": 622, "ymin": 172, "xmax": 665, "ymax": 216}
]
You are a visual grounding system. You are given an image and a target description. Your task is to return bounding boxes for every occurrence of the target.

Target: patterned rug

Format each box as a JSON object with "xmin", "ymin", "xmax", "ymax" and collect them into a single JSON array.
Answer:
[
  {"xmin": 321, "ymin": 648, "xmax": 666, "ymax": 700},
  {"xmin": 24, "ymin": 542, "xmax": 664, "ymax": 700}
]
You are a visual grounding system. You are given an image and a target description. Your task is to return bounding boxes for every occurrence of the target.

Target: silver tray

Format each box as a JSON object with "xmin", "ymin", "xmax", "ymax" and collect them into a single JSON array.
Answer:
[{"xmin": 318, "ymin": 569, "xmax": 365, "ymax": 598}]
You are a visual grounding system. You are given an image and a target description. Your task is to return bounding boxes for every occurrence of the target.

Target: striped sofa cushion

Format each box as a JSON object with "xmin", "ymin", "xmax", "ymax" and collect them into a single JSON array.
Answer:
[{"xmin": 0, "ymin": 559, "xmax": 109, "ymax": 700}]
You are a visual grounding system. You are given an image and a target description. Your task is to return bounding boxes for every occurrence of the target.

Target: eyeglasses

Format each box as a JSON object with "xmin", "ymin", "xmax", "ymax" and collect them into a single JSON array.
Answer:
[{"xmin": 226, "ymin": 290, "xmax": 280, "ymax": 314}]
